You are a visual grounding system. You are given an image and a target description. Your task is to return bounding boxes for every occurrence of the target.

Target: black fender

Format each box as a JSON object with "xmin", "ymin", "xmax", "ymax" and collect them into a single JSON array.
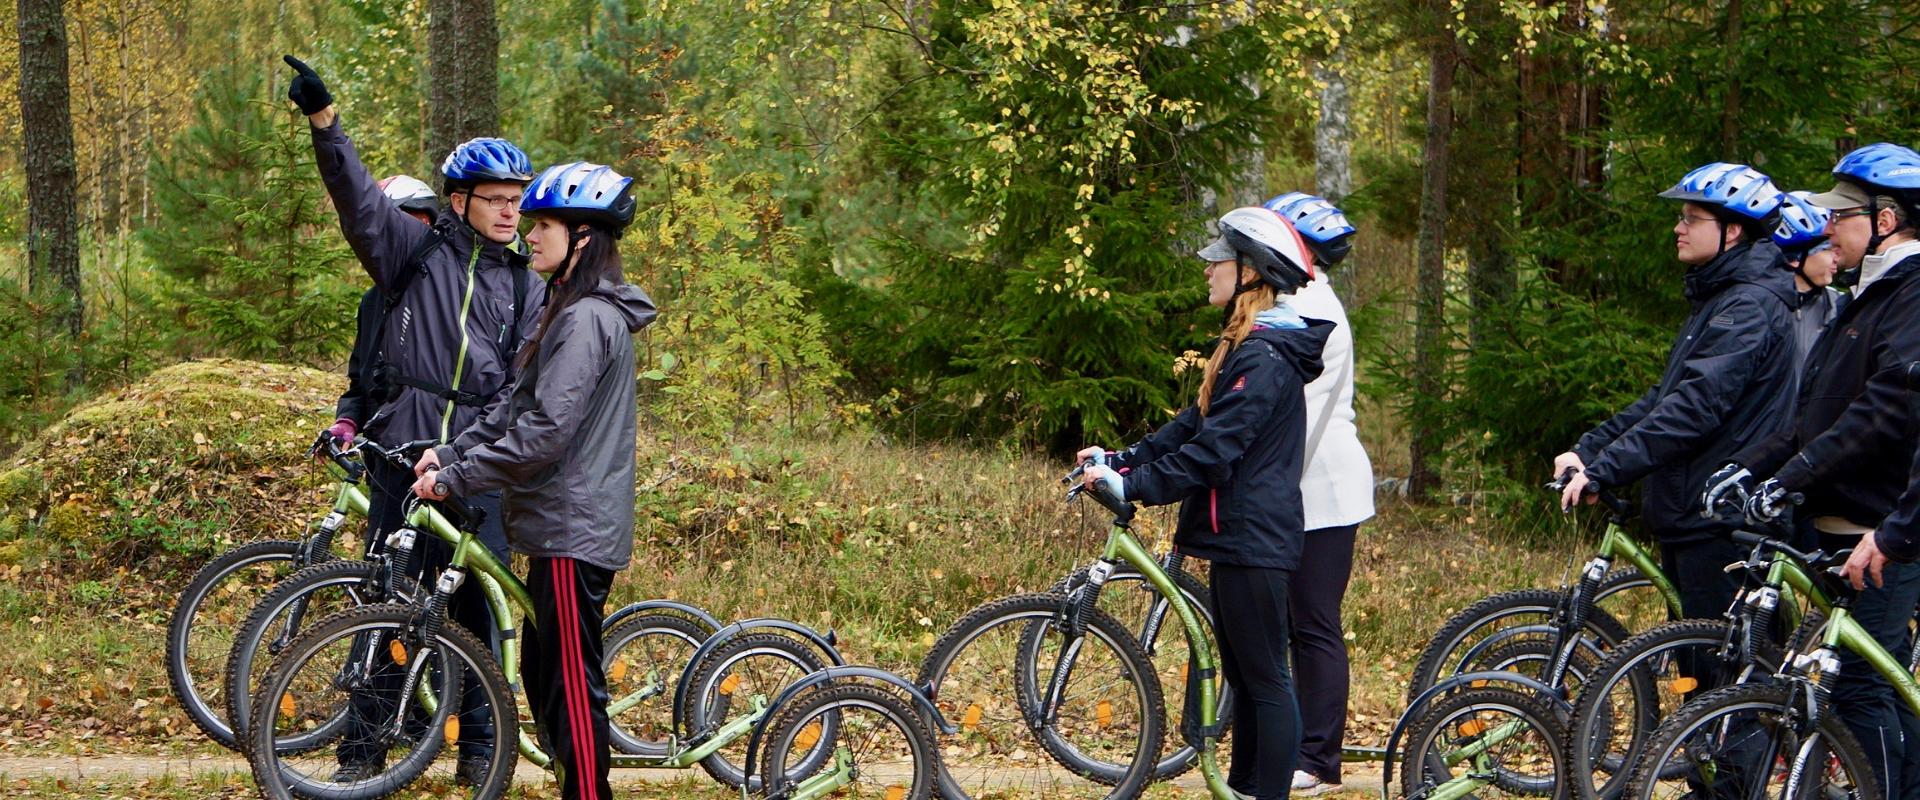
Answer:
[
  {"xmin": 671, "ymin": 617, "xmax": 845, "ymax": 737},
  {"xmin": 1381, "ymin": 670, "xmax": 1566, "ymax": 800},
  {"xmin": 743, "ymin": 665, "xmax": 954, "ymax": 790},
  {"xmin": 603, "ymin": 599, "xmax": 724, "ymax": 635}
]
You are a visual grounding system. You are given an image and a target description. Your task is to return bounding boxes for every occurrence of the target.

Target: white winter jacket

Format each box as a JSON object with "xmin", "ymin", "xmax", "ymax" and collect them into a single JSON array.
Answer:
[{"xmin": 1286, "ymin": 275, "xmax": 1376, "ymax": 530}]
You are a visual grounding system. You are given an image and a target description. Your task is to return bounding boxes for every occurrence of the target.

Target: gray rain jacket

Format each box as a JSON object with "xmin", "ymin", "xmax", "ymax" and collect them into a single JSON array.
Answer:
[
  {"xmin": 433, "ymin": 280, "xmax": 657, "ymax": 571},
  {"xmin": 311, "ymin": 118, "xmax": 546, "ymax": 443}
]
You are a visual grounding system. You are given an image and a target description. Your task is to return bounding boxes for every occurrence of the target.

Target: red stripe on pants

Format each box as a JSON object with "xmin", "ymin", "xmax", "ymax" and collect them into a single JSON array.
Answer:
[{"xmin": 554, "ymin": 558, "xmax": 598, "ymax": 800}]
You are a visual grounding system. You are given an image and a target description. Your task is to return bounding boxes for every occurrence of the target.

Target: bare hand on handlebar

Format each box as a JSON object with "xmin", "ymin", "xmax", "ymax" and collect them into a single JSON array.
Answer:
[
  {"xmin": 1551, "ymin": 451, "xmax": 1585, "ymax": 481},
  {"xmin": 1843, "ymin": 532, "xmax": 1890, "ymax": 591},
  {"xmin": 408, "ymin": 468, "xmax": 450, "ymax": 500},
  {"xmin": 1558, "ymin": 469, "xmax": 1598, "ymax": 512}
]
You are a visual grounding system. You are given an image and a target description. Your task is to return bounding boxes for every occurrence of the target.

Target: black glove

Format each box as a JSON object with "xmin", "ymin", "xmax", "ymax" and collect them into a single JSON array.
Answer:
[
  {"xmin": 283, "ymin": 55, "xmax": 333, "ymax": 115},
  {"xmin": 1700, "ymin": 462, "xmax": 1753, "ymax": 518}
]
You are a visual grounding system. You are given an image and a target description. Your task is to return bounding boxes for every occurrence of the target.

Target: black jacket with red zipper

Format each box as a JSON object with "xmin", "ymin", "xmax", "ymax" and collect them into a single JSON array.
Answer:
[{"xmin": 1109, "ymin": 320, "xmax": 1331, "ymax": 570}]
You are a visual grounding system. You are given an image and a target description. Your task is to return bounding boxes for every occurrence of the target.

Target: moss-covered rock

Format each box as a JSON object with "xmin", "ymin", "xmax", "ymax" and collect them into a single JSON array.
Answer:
[{"xmin": 0, "ymin": 359, "xmax": 346, "ymax": 576}]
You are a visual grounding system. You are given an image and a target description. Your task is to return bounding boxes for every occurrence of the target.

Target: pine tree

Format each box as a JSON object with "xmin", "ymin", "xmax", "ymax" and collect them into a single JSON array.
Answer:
[{"xmin": 142, "ymin": 65, "xmax": 357, "ymax": 362}]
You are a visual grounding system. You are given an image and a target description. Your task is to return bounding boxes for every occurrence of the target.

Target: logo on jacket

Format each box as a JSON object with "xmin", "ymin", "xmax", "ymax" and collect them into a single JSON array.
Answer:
[{"xmin": 1230, "ymin": 375, "xmax": 1247, "ymax": 392}]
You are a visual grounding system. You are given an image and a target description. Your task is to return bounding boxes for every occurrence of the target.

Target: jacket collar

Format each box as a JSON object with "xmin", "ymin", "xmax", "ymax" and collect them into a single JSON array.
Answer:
[
  {"xmin": 1684, "ymin": 240, "xmax": 1795, "ymax": 306},
  {"xmin": 434, "ymin": 209, "xmax": 529, "ymax": 270},
  {"xmin": 1858, "ymin": 239, "xmax": 1920, "ymax": 295}
]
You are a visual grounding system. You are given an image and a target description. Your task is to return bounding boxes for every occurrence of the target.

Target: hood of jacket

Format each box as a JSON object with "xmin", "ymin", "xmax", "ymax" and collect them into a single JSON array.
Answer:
[
  {"xmin": 1684, "ymin": 240, "xmax": 1795, "ymax": 306},
  {"xmin": 1243, "ymin": 317, "xmax": 1332, "ymax": 386},
  {"xmin": 586, "ymin": 279, "xmax": 659, "ymax": 333}
]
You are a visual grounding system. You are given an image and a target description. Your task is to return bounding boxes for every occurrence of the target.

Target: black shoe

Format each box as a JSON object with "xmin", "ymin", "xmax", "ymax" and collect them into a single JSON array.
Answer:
[
  {"xmin": 456, "ymin": 754, "xmax": 491, "ymax": 787},
  {"xmin": 331, "ymin": 759, "xmax": 384, "ymax": 783}
]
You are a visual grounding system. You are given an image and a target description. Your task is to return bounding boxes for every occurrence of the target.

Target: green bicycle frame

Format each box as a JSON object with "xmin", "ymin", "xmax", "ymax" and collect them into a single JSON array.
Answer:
[
  {"xmin": 399, "ymin": 503, "xmax": 814, "ymax": 784},
  {"xmin": 1096, "ymin": 523, "xmax": 1234, "ymax": 799},
  {"xmin": 1596, "ymin": 521, "xmax": 1684, "ymax": 619},
  {"xmin": 319, "ymin": 459, "xmax": 373, "ymax": 520},
  {"xmin": 1815, "ymin": 605, "xmax": 1920, "ymax": 716}
]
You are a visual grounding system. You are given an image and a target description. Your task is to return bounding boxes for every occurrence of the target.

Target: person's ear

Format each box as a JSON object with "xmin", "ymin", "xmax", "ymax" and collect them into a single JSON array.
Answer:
[
  {"xmin": 1879, "ymin": 205, "xmax": 1903, "ymax": 235},
  {"xmin": 449, "ymin": 192, "xmax": 467, "ymax": 216}
]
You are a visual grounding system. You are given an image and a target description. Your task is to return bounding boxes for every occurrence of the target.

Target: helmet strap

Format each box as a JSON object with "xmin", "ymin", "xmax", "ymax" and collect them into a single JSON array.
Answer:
[
  {"xmin": 1220, "ymin": 255, "xmax": 1263, "ymax": 328},
  {"xmin": 557, "ymin": 226, "xmax": 588, "ymax": 284}
]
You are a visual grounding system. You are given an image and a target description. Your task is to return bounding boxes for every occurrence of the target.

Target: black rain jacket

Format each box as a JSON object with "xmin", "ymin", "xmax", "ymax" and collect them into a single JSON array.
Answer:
[
  {"xmin": 1574, "ymin": 241, "xmax": 1798, "ymax": 542},
  {"xmin": 1111, "ymin": 320, "xmax": 1331, "ymax": 570},
  {"xmin": 1735, "ymin": 250, "xmax": 1920, "ymax": 537}
]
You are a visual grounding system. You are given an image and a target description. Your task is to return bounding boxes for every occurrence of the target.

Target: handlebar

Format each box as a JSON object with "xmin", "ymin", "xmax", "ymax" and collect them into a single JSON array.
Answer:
[
  {"xmin": 307, "ymin": 432, "xmax": 484, "ymax": 531},
  {"xmin": 1062, "ymin": 452, "xmax": 1135, "ymax": 523},
  {"xmin": 1545, "ymin": 466, "xmax": 1633, "ymax": 518},
  {"xmin": 1729, "ymin": 529, "xmax": 1853, "ymax": 582}
]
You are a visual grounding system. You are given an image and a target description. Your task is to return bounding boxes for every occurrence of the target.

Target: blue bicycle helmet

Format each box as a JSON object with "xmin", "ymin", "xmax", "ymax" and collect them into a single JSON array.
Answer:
[
  {"xmin": 1831, "ymin": 143, "xmax": 1920, "ymax": 192},
  {"xmin": 440, "ymin": 137, "xmax": 533, "ymax": 186},
  {"xmin": 1772, "ymin": 191, "xmax": 1831, "ymax": 254},
  {"xmin": 520, "ymin": 162, "xmax": 636, "ymax": 236},
  {"xmin": 1658, "ymin": 162, "xmax": 1784, "ymax": 222},
  {"xmin": 1264, "ymin": 192, "xmax": 1357, "ymax": 267}
]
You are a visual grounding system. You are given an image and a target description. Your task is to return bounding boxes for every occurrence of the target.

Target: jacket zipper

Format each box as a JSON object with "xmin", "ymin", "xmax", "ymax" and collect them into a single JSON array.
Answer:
[{"xmin": 439, "ymin": 236, "xmax": 483, "ymax": 442}]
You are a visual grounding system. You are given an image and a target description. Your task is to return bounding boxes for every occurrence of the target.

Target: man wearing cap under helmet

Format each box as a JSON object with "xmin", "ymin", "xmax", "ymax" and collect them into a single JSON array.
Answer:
[{"xmin": 1730, "ymin": 143, "xmax": 1920, "ymax": 797}]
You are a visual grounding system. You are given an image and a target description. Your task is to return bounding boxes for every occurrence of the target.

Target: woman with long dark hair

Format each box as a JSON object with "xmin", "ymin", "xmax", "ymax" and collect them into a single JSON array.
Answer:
[{"xmin": 411, "ymin": 161, "xmax": 657, "ymax": 800}]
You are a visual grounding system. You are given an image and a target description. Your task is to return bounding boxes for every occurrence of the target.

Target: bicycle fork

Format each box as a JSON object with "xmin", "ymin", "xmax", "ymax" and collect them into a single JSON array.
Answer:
[
  {"xmin": 1545, "ymin": 556, "xmax": 1609, "ymax": 691},
  {"xmin": 1038, "ymin": 559, "xmax": 1116, "ymax": 726},
  {"xmin": 382, "ymin": 567, "xmax": 465, "ymax": 742}
]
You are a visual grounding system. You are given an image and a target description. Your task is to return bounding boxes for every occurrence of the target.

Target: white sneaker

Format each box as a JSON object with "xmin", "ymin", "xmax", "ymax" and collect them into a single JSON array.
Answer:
[{"xmin": 1292, "ymin": 770, "xmax": 1341, "ymax": 797}]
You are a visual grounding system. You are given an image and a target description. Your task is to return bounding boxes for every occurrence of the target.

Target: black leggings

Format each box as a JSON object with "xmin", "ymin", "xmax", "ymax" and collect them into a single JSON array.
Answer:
[
  {"xmin": 1291, "ymin": 526, "xmax": 1355, "ymax": 783},
  {"xmin": 1211, "ymin": 562, "xmax": 1301, "ymax": 800}
]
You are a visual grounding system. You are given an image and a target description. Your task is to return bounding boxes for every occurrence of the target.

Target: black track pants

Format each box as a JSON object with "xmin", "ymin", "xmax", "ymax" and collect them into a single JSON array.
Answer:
[
  {"xmin": 1820, "ymin": 532, "xmax": 1920, "ymax": 800},
  {"xmin": 1212, "ymin": 562, "xmax": 1301, "ymax": 800},
  {"xmin": 1290, "ymin": 526, "xmax": 1355, "ymax": 783},
  {"xmin": 525, "ymin": 557, "xmax": 615, "ymax": 800}
]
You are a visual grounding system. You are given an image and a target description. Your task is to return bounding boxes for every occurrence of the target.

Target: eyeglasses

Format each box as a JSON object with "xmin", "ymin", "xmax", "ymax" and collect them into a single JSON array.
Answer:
[
  {"xmin": 1676, "ymin": 214, "xmax": 1720, "ymax": 229},
  {"xmin": 1828, "ymin": 209, "xmax": 1872, "ymax": 221},
  {"xmin": 465, "ymin": 192, "xmax": 523, "ymax": 211}
]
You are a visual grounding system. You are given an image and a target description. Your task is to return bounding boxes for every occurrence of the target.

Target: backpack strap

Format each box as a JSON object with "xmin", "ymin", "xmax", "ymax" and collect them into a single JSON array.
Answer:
[
  {"xmin": 368, "ymin": 222, "xmax": 451, "ymax": 403},
  {"xmin": 506, "ymin": 262, "xmax": 531, "ymax": 358}
]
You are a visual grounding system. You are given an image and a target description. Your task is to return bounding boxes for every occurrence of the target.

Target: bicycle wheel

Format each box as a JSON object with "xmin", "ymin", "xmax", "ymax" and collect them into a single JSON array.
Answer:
[
  {"xmin": 603, "ymin": 613, "xmax": 707, "ymax": 756},
  {"xmin": 225, "ymin": 559, "xmax": 418, "ymax": 753},
  {"xmin": 759, "ymin": 683, "xmax": 940, "ymax": 800},
  {"xmin": 1408, "ymin": 588, "xmax": 1632, "ymax": 701},
  {"xmin": 167, "ymin": 539, "xmax": 306, "ymax": 749},
  {"xmin": 1622, "ymin": 682, "xmax": 1876, "ymax": 800},
  {"xmin": 1399, "ymin": 686, "xmax": 1569, "ymax": 800},
  {"xmin": 1049, "ymin": 562, "xmax": 1228, "ymax": 780},
  {"xmin": 246, "ymin": 604, "xmax": 516, "ymax": 800},
  {"xmin": 681, "ymin": 631, "xmax": 835, "ymax": 789},
  {"xmin": 1569, "ymin": 619, "xmax": 1782, "ymax": 800},
  {"xmin": 917, "ymin": 592, "xmax": 1163, "ymax": 800}
]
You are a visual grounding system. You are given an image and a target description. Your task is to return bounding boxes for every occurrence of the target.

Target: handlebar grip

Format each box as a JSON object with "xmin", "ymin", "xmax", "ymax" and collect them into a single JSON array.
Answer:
[{"xmin": 1730, "ymin": 530, "xmax": 1770, "ymax": 547}]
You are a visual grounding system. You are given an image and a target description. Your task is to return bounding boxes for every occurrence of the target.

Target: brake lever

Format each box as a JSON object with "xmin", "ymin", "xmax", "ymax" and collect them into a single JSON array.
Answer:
[{"xmin": 1544, "ymin": 466, "xmax": 1578, "ymax": 493}]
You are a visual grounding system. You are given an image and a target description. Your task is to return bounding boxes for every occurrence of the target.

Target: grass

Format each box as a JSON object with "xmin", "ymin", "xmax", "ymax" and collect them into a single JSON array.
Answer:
[
  {"xmin": 0, "ymin": 357, "xmax": 1638, "ymax": 799},
  {"xmin": 0, "ymin": 772, "xmax": 1384, "ymax": 799},
  {"xmin": 0, "ymin": 427, "xmax": 1616, "ymax": 758}
]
